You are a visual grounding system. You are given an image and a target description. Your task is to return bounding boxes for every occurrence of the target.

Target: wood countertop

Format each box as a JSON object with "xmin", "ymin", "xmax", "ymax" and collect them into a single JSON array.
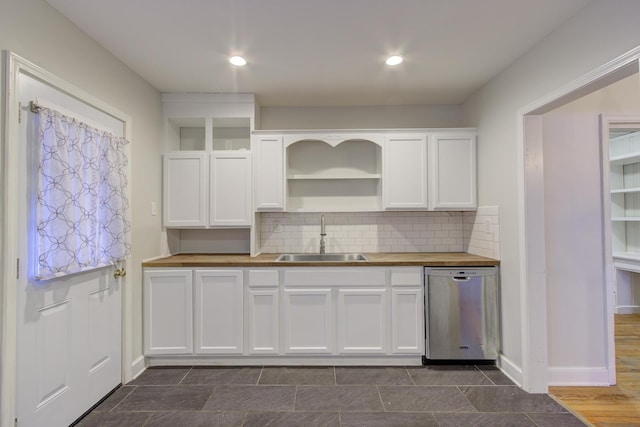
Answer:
[{"xmin": 142, "ymin": 252, "xmax": 499, "ymax": 268}]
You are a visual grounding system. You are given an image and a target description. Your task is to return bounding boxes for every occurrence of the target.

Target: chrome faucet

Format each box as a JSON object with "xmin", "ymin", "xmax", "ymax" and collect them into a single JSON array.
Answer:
[{"xmin": 320, "ymin": 214, "xmax": 327, "ymax": 255}]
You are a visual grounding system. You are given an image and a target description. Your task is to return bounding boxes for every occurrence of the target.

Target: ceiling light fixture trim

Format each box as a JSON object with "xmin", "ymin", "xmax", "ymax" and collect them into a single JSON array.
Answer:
[
  {"xmin": 385, "ymin": 55, "xmax": 403, "ymax": 66},
  {"xmin": 229, "ymin": 56, "xmax": 247, "ymax": 66}
]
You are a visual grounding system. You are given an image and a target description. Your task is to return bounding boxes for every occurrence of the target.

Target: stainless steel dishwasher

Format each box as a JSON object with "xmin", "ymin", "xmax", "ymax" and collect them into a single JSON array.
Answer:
[{"xmin": 425, "ymin": 267, "xmax": 499, "ymax": 360}]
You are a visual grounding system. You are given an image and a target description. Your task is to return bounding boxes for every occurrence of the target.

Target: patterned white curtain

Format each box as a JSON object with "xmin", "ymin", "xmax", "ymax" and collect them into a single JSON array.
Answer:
[{"xmin": 36, "ymin": 107, "xmax": 131, "ymax": 279}]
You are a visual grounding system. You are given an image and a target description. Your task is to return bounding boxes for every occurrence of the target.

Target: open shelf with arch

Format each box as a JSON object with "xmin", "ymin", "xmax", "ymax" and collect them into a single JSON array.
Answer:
[{"xmin": 284, "ymin": 135, "xmax": 383, "ymax": 212}]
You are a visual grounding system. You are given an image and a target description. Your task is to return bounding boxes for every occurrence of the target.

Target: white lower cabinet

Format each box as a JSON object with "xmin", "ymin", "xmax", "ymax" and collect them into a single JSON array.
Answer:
[
  {"xmin": 283, "ymin": 288, "xmax": 334, "ymax": 354},
  {"xmin": 337, "ymin": 288, "xmax": 387, "ymax": 354},
  {"xmin": 247, "ymin": 289, "xmax": 279, "ymax": 354},
  {"xmin": 390, "ymin": 268, "xmax": 425, "ymax": 354},
  {"xmin": 144, "ymin": 269, "xmax": 193, "ymax": 355},
  {"xmin": 391, "ymin": 288, "xmax": 424, "ymax": 354},
  {"xmin": 144, "ymin": 266, "xmax": 424, "ymax": 359},
  {"xmin": 247, "ymin": 269, "xmax": 279, "ymax": 354},
  {"xmin": 193, "ymin": 269, "xmax": 244, "ymax": 354}
]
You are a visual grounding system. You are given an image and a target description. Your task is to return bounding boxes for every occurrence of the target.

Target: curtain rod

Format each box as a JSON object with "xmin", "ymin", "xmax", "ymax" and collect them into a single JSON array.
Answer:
[
  {"xmin": 30, "ymin": 100, "xmax": 43, "ymax": 113},
  {"xmin": 28, "ymin": 100, "xmax": 128, "ymax": 142}
]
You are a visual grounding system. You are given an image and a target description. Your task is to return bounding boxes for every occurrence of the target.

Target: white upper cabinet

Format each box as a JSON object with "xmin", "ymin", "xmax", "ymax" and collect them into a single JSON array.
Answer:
[
  {"xmin": 254, "ymin": 135, "xmax": 285, "ymax": 211},
  {"xmin": 383, "ymin": 134, "xmax": 428, "ymax": 210},
  {"xmin": 429, "ymin": 133, "xmax": 477, "ymax": 210},
  {"xmin": 162, "ymin": 93, "xmax": 257, "ymax": 228},
  {"xmin": 209, "ymin": 152, "xmax": 252, "ymax": 226},
  {"xmin": 163, "ymin": 152, "xmax": 252, "ymax": 228},
  {"xmin": 163, "ymin": 152, "xmax": 208, "ymax": 227},
  {"xmin": 251, "ymin": 128, "xmax": 477, "ymax": 213}
]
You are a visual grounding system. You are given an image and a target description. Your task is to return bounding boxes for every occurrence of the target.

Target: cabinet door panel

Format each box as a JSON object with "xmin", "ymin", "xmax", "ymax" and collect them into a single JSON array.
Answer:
[
  {"xmin": 429, "ymin": 134, "xmax": 477, "ymax": 210},
  {"xmin": 283, "ymin": 288, "xmax": 333, "ymax": 354},
  {"xmin": 210, "ymin": 152, "xmax": 252, "ymax": 226},
  {"xmin": 255, "ymin": 136, "xmax": 284, "ymax": 210},
  {"xmin": 391, "ymin": 288, "xmax": 424, "ymax": 354},
  {"xmin": 144, "ymin": 269, "xmax": 193, "ymax": 354},
  {"xmin": 337, "ymin": 289, "xmax": 387, "ymax": 354},
  {"xmin": 248, "ymin": 289, "xmax": 279, "ymax": 354},
  {"xmin": 194, "ymin": 270, "xmax": 244, "ymax": 354},
  {"xmin": 384, "ymin": 135, "xmax": 428, "ymax": 210},
  {"xmin": 163, "ymin": 153, "xmax": 207, "ymax": 227}
]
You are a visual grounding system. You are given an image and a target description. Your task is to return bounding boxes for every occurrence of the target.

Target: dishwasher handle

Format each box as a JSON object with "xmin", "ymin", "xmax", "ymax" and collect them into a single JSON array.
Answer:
[{"xmin": 452, "ymin": 276, "xmax": 471, "ymax": 282}]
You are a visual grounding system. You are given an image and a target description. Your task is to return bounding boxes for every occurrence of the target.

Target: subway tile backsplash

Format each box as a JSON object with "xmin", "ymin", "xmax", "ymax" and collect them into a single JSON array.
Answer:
[
  {"xmin": 260, "ymin": 207, "xmax": 500, "ymax": 259},
  {"xmin": 463, "ymin": 206, "xmax": 500, "ymax": 259}
]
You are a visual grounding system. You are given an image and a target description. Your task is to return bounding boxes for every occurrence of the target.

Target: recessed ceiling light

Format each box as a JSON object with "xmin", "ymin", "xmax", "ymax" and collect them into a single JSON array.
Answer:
[
  {"xmin": 229, "ymin": 56, "xmax": 247, "ymax": 66},
  {"xmin": 385, "ymin": 55, "xmax": 403, "ymax": 66}
]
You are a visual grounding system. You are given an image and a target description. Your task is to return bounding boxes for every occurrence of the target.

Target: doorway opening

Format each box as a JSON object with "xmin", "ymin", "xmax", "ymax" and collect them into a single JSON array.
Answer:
[{"xmin": 519, "ymin": 50, "xmax": 640, "ymax": 394}]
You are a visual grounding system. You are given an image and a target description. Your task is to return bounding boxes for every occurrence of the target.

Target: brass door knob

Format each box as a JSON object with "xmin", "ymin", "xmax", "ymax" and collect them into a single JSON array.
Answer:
[{"xmin": 114, "ymin": 268, "xmax": 127, "ymax": 279}]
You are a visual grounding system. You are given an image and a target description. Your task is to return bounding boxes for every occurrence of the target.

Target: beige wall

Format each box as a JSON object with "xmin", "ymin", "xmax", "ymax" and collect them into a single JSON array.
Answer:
[
  {"xmin": 1, "ymin": 0, "xmax": 163, "ymax": 374},
  {"xmin": 463, "ymin": 0, "xmax": 640, "ymax": 385}
]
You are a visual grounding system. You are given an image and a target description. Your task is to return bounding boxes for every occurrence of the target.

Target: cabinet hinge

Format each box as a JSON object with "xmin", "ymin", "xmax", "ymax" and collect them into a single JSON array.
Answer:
[
  {"xmin": 18, "ymin": 101, "xmax": 22, "ymax": 123},
  {"xmin": 15, "ymin": 417, "xmax": 18, "ymax": 427},
  {"xmin": 16, "ymin": 258, "xmax": 20, "ymax": 279}
]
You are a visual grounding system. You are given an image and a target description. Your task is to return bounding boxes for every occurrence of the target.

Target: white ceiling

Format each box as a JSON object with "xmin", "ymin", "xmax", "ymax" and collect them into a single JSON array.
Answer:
[{"xmin": 46, "ymin": 0, "xmax": 592, "ymax": 107}]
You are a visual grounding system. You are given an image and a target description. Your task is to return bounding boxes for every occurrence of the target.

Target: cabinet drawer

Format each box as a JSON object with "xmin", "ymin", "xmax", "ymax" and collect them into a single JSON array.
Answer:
[
  {"xmin": 390, "ymin": 268, "xmax": 423, "ymax": 287},
  {"xmin": 284, "ymin": 268, "xmax": 386, "ymax": 287},
  {"xmin": 249, "ymin": 269, "xmax": 279, "ymax": 287}
]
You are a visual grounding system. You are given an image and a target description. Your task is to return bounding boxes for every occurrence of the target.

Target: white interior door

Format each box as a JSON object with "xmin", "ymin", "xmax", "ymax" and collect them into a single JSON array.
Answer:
[{"xmin": 15, "ymin": 72, "xmax": 124, "ymax": 427}]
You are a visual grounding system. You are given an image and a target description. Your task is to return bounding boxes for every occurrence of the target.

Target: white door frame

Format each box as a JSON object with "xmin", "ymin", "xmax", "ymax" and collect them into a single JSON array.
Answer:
[
  {"xmin": 517, "ymin": 48, "xmax": 640, "ymax": 392},
  {"xmin": 1, "ymin": 51, "xmax": 134, "ymax": 427},
  {"xmin": 599, "ymin": 115, "xmax": 640, "ymax": 380}
]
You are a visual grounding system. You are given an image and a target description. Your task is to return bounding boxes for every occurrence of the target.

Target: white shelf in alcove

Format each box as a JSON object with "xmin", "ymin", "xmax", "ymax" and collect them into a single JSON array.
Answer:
[
  {"xmin": 613, "ymin": 252, "xmax": 640, "ymax": 274},
  {"xmin": 286, "ymin": 207, "xmax": 381, "ymax": 213},
  {"xmin": 612, "ymin": 217, "xmax": 640, "ymax": 221},
  {"xmin": 614, "ymin": 251, "xmax": 640, "ymax": 260},
  {"xmin": 611, "ymin": 187, "xmax": 640, "ymax": 194},
  {"xmin": 287, "ymin": 173, "xmax": 382, "ymax": 180},
  {"xmin": 610, "ymin": 151, "xmax": 640, "ymax": 166}
]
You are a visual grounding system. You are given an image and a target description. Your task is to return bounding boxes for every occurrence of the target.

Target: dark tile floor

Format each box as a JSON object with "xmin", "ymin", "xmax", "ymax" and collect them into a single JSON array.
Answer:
[{"xmin": 76, "ymin": 365, "xmax": 588, "ymax": 426}]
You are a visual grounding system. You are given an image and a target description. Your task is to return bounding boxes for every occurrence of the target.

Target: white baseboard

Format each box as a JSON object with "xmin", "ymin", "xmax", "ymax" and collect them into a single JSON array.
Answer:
[
  {"xmin": 548, "ymin": 366, "xmax": 611, "ymax": 386},
  {"xmin": 497, "ymin": 353, "xmax": 522, "ymax": 387},
  {"xmin": 497, "ymin": 355, "xmax": 612, "ymax": 388},
  {"xmin": 146, "ymin": 356, "xmax": 423, "ymax": 367},
  {"xmin": 130, "ymin": 355, "xmax": 147, "ymax": 380},
  {"xmin": 616, "ymin": 305, "xmax": 640, "ymax": 314}
]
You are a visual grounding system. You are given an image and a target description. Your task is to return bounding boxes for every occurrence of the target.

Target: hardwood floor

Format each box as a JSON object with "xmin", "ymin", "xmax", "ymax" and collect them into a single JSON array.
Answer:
[{"xmin": 550, "ymin": 314, "xmax": 640, "ymax": 426}]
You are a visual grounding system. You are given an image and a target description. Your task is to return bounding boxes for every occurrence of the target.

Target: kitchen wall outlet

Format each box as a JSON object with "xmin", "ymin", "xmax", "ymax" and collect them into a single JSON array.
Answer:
[
  {"xmin": 274, "ymin": 221, "xmax": 282, "ymax": 233},
  {"xmin": 225, "ymin": 139, "xmax": 233, "ymax": 150},
  {"xmin": 151, "ymin": 202, "xmax": 157, "ymax": 216}
]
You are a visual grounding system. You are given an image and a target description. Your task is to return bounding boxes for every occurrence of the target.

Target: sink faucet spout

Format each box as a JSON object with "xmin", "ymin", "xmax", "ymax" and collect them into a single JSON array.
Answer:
[{"xmin": 320, "ymin": 214, "xmax": 326, "ymax": 255}]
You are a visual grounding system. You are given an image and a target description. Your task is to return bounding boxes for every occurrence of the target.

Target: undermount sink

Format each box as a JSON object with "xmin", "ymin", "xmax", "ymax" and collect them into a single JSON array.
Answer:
[{"xmin": 276, "ymin": 253, "xmax": 368, "ymax": 262}]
